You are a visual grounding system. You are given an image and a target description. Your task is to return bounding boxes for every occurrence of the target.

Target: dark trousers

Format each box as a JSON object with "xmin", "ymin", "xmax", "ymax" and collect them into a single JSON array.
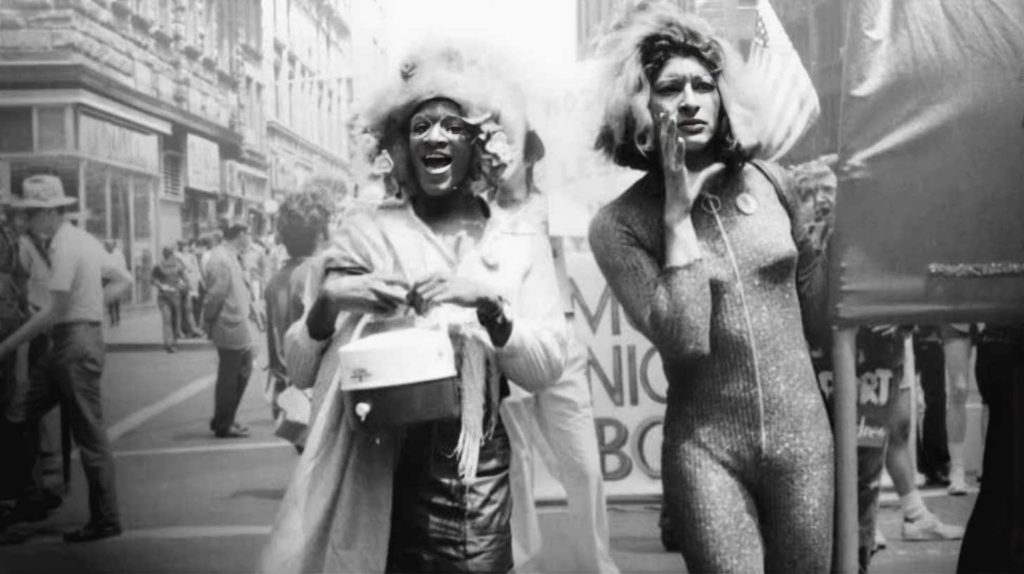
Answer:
[
  {"xmin": 22, "ymin": 323, "xmax": 119, "ymax": 527},
  {"xmin": 857, "ymin": 445, "xmax": 887, "ymax": 574},
  {"xmin": 914, "ymin": 338, "xmax": 950, "ymax": 477},
  {"xmin": 179, "ymin": 291, "xmax": 199, "ymax": 336},
  {"xmin": 157, "ymin": 293, "xmax": 182, "ymax": 346},
  {"xmin": 957, "ymin": 335, "xmax": 1024, "ymax": 574},
  {"xmin": 107, "ymin": 300, "xmax": 120, "ymax": 326},
  {"xmin": 210, "ymin": 346, "xmax": 253, "ymax": 433},
  {"xmin": 1, "ymin": 334, "xmax": 61, "ymax": 502}
]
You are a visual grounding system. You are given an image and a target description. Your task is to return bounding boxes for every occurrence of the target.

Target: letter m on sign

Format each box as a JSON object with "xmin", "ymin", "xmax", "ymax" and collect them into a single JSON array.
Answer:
[{"xmin": 570, "ymin": 279, "xmax": 621, "ymax": 336}]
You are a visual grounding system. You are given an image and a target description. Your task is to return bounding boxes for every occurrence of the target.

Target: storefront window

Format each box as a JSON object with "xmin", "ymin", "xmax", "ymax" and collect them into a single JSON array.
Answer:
[
  {"xmin": 132, "ymin": 176, "xmax": 155, "ymax": 303},
  {"xmin": 36, "ymin": 107, "xmax": 68, "ymax": 152},
  {"xmin": 84, "ymin": 163, "xmax": 108, "ymax": 238},
  {"xmin": 0, "ymin": 108, "xmax": 33, "ymax": 152}
]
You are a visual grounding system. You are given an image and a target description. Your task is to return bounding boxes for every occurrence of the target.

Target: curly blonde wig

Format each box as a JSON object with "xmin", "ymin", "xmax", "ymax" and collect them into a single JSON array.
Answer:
[
  {"xmin": 357, "ymin": 39, "xmax": 544, "ymax": 201},
  {"xmin": 593, "ymin": 0, "xmax": 762, "ymax": 171}
]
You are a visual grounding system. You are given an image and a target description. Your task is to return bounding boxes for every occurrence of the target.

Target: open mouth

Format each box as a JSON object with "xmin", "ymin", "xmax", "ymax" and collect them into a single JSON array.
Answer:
[{"xmin": 421, "ymin": 153, "xmax": 452, "ymax": 174}]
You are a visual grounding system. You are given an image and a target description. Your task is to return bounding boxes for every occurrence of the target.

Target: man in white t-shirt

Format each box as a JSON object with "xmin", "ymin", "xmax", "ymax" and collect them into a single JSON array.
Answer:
[{"xmin": 0, "ymin": 175, "xmax": 132, "ymax": 543}]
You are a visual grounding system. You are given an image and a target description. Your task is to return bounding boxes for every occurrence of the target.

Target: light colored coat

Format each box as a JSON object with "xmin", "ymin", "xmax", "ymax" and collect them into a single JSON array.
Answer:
[
  {"xmin": 202, "ymin": 244, "xmax": 252, "ymax": 350},
  {"xmin": 260, "ymin": 197, "xmax": 569, "ymax": 574}
]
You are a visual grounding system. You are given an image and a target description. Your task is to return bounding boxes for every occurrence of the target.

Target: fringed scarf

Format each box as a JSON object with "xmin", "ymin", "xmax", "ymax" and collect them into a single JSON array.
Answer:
[{"xmin": 448, "ymin": 321, "xmax": 502, "ymax": 482}]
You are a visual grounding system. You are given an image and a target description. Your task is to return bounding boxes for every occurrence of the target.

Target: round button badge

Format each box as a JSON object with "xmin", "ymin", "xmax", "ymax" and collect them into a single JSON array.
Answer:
[{"xmin": 735, "ymin": 192, "xmax": 758, "ymax": 215}]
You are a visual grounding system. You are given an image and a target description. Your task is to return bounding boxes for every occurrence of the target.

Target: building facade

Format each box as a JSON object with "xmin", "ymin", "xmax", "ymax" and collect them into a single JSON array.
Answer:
[
  {"xmin": 0, "ymin": 0, "xmax": 376, "ymax": 305},
  {"xmin": 0, "ymin": 0, "xmax": 265, "ymax": 304},
  {"xmin": 262, "ymin": 0, "xmax": 354, "ymax": 213}
]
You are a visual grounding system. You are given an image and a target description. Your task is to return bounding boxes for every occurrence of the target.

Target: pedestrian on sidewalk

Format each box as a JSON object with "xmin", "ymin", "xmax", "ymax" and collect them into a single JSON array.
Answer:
[
  {"xmin": 263, "ymin": 188, "xmax": 333, "ymax": 449},
  {"xmin": 203, "ymin": 219, "xmax": 255, "ymax": 439},
  {"xmin": 878, "ymin": 330, "xmax": 964, "ymax": 547},
  {"xmin": 103, "ymin": 239, "xmax": 126, "ymax": 327},
  {"xmin": 914, "ymin": 327, "xmax": 952, "ymax": 487},
  {"xmin": 176, "ymin": 240, "xmax": 203, "ymax": 338},
  {"xmin": 152, "ymin": 245, "xmax": 186, "ymax": 353},
  {"xmin": 0, "ymin": 174, "xmax": 132, "ymax": 543},
  {"xmin": 940, "ymin": 323, "xmax": 974, "ymax": 496}
]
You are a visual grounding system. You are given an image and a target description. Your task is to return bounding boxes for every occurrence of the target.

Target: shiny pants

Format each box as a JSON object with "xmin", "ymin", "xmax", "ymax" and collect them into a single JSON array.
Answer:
[
  {"xmin": 386, "ymin": 417, "xmax": 513, "ymax": 574},
  {"xmin": 662, "ymin": 403, "xmax": 834, "ymax": 574}
]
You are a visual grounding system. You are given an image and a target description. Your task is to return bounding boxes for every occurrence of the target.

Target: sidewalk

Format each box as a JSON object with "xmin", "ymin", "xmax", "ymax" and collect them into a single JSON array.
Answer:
[
  {"xmin": 587, "ymin": 489, "xmax": 974, "ymax": 574},
  {"xmin": 104, "ymin": 306, "xmax": 211, "ymax": 353}
]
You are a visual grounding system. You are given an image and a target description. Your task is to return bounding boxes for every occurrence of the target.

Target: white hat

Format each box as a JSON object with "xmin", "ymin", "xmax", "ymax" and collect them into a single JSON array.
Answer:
[{"xmin": 9, "ymin": 175, "xmax": 77, "ymax": 209}]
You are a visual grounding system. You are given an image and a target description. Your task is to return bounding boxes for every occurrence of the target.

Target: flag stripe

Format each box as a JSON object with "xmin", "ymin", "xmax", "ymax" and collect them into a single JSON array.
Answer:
[{"xmin": 748, "ymin": 0, "xmax": 820, "ymax": 160}]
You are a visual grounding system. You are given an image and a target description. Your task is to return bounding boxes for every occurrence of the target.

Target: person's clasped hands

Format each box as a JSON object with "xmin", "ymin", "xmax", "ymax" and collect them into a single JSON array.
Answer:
[{"xmin": 308, "ymin": 270, "xmax": 498, "ymax": 337}]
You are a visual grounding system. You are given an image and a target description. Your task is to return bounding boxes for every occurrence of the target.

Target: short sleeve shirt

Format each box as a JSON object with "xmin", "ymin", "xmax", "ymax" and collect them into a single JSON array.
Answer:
[{"xmin": 48, "ymin": 223, "xmax": 120, "ymax": 324}]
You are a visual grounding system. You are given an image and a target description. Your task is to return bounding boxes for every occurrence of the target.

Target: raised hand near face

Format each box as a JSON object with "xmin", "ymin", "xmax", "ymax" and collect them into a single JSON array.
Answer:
[{"xmin": 658, "ymin": 111, "xmax": 726, "ymax": 225}]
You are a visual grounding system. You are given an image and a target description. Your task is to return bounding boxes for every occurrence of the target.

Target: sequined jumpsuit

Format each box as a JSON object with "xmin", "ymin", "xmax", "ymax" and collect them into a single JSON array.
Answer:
[{"xmin": 589, "ymin": 162, "xmax": 834, "ymax": 573}]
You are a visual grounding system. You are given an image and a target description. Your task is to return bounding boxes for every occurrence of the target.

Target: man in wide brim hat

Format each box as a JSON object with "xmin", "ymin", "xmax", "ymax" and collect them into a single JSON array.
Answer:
[
  {"xmin": 6, "ymin": 175, "xmax": 78, "ymax": 210},
  {"xmin": 0, "ymin": 173, "xmax": 132, "ymax": 543}
]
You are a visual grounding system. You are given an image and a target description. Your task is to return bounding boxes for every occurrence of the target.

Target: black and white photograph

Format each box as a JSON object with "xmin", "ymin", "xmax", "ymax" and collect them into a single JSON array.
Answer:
[{"xmin": 0, "ymin": 0, "xmax": 1021, "ymax": 573}]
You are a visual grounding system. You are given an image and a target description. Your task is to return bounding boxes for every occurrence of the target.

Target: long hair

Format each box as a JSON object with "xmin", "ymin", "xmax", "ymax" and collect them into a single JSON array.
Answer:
[
  {"xmin": 593, "ymin": 0, "xmax": 762, "ymax": 172},
  {"xmin": 357, "ymin": 39, "xmax": 544, "ymax": 203}
]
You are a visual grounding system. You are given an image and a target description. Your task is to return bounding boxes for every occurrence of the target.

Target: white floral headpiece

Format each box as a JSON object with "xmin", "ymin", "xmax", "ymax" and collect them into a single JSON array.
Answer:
[{"xmin": 356, "ymin": 39, "xmax": 536, "ymax": 202}]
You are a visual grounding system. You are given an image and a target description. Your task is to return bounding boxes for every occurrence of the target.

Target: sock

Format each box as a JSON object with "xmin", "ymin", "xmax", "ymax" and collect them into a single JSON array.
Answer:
[
  {"xmin": 948, "ymin": 442, "xmax": 965, "ymax": 473},
  {"xmin": 900, "ymin": 490, "xmax": 928, "ymax": 522}
]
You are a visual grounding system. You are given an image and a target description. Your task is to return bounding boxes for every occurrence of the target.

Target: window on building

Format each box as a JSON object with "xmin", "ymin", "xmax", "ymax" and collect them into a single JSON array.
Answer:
[
  {"xmin": 36, "ymin": 107, "xmax": 68, "ymax": 152},
  {"xmin": 239, "ymin": 0, "xmax": 262, "ymax": 49},
  {"xmin": 0, "ymin": 108, "xmax": 33, "ymax": 153},
  {"xmin": 163, "ymin": 152, "xmax": 183, "ymax": 200},
  {"xmin": 84, "ymin": 162, "xmax": 109, "ymax": 238},
  {"xmin": 274, "ymin": 63, "xmax": 283, "ymax": 121},
  {"xmin": 133, "ymin": 0, "xmax": 154, "ymax": 20},
  {"xmin": 217, "ymin": 0, "xmax": 231, "ymax": 69},
  {"xmin": 131, "ymin": 176, "xmax": 155, "ymax": 302},
  {"xmin": 157, "ymin": 0, "xmax": 171, "ymax": 27}
]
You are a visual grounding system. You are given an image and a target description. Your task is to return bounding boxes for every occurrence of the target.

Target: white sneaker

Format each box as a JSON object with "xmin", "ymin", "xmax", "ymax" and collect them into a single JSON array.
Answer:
[
  {"xmin": 903, "ymin": 512, "xmax": 965, "ymax": 541},
  {"xmin": 874, "ymin": 528, "xmax": 888, "ymax": 550},
  {"xmin": 948, "ymin": 467, "xmax": 969, "ymax": 496}
]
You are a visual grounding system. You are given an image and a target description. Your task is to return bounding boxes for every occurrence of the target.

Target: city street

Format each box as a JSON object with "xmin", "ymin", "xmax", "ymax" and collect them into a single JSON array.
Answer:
[{"xmin": 0, "ymin": 310, "xmax": 976, "ymax": 574}]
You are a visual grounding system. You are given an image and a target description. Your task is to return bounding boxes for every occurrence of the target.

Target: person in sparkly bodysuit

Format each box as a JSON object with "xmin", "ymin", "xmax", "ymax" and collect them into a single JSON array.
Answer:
[{"xmin": 588, "ymin": 3, "xmax": 833, "ymax": 572}]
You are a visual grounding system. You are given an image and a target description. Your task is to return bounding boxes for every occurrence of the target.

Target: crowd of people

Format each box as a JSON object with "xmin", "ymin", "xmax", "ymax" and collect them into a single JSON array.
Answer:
[{"xmin": 0, "ymin": 1, "xmax": 1019, "ymax": 572}]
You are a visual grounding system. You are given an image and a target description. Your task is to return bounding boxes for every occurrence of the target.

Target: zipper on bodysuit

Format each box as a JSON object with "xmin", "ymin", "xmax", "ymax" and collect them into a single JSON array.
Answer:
[{"xmin": 701, "ymin": 194, "xmax": 769, "ymax": 453}]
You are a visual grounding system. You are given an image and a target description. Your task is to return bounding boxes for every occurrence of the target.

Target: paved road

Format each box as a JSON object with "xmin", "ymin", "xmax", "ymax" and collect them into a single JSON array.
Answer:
[{"xmin": 0, "ymin": 338, "xmax": 977, "ymax": 573}]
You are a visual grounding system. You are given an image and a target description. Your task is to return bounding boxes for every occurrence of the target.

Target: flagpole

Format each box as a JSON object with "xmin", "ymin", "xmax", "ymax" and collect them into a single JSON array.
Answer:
[{"xmin": 832, "ymin": 328, "xmax": 859, "ymax": 574}]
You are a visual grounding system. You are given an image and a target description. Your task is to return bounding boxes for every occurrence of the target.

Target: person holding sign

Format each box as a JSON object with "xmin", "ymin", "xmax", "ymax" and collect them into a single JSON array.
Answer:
[
  {"xmin": 588, "ymin": 3, "xmax": 833, "ymax": 572},
  {"xmin": 261, "ymin": 40, "xmax": 568, "ymax": 574}
]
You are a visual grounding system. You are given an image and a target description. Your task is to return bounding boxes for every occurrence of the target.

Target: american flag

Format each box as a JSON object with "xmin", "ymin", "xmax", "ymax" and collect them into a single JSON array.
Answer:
[{"xmin": 747, "ymin": 0, "xmax": 820, "ymax": 161}]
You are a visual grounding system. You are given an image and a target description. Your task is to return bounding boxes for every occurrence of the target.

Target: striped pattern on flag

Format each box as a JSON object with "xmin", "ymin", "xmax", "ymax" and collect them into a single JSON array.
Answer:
[{"xmin": 747, "ymin": 0, "xmax": 820, "ymax": 161}]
